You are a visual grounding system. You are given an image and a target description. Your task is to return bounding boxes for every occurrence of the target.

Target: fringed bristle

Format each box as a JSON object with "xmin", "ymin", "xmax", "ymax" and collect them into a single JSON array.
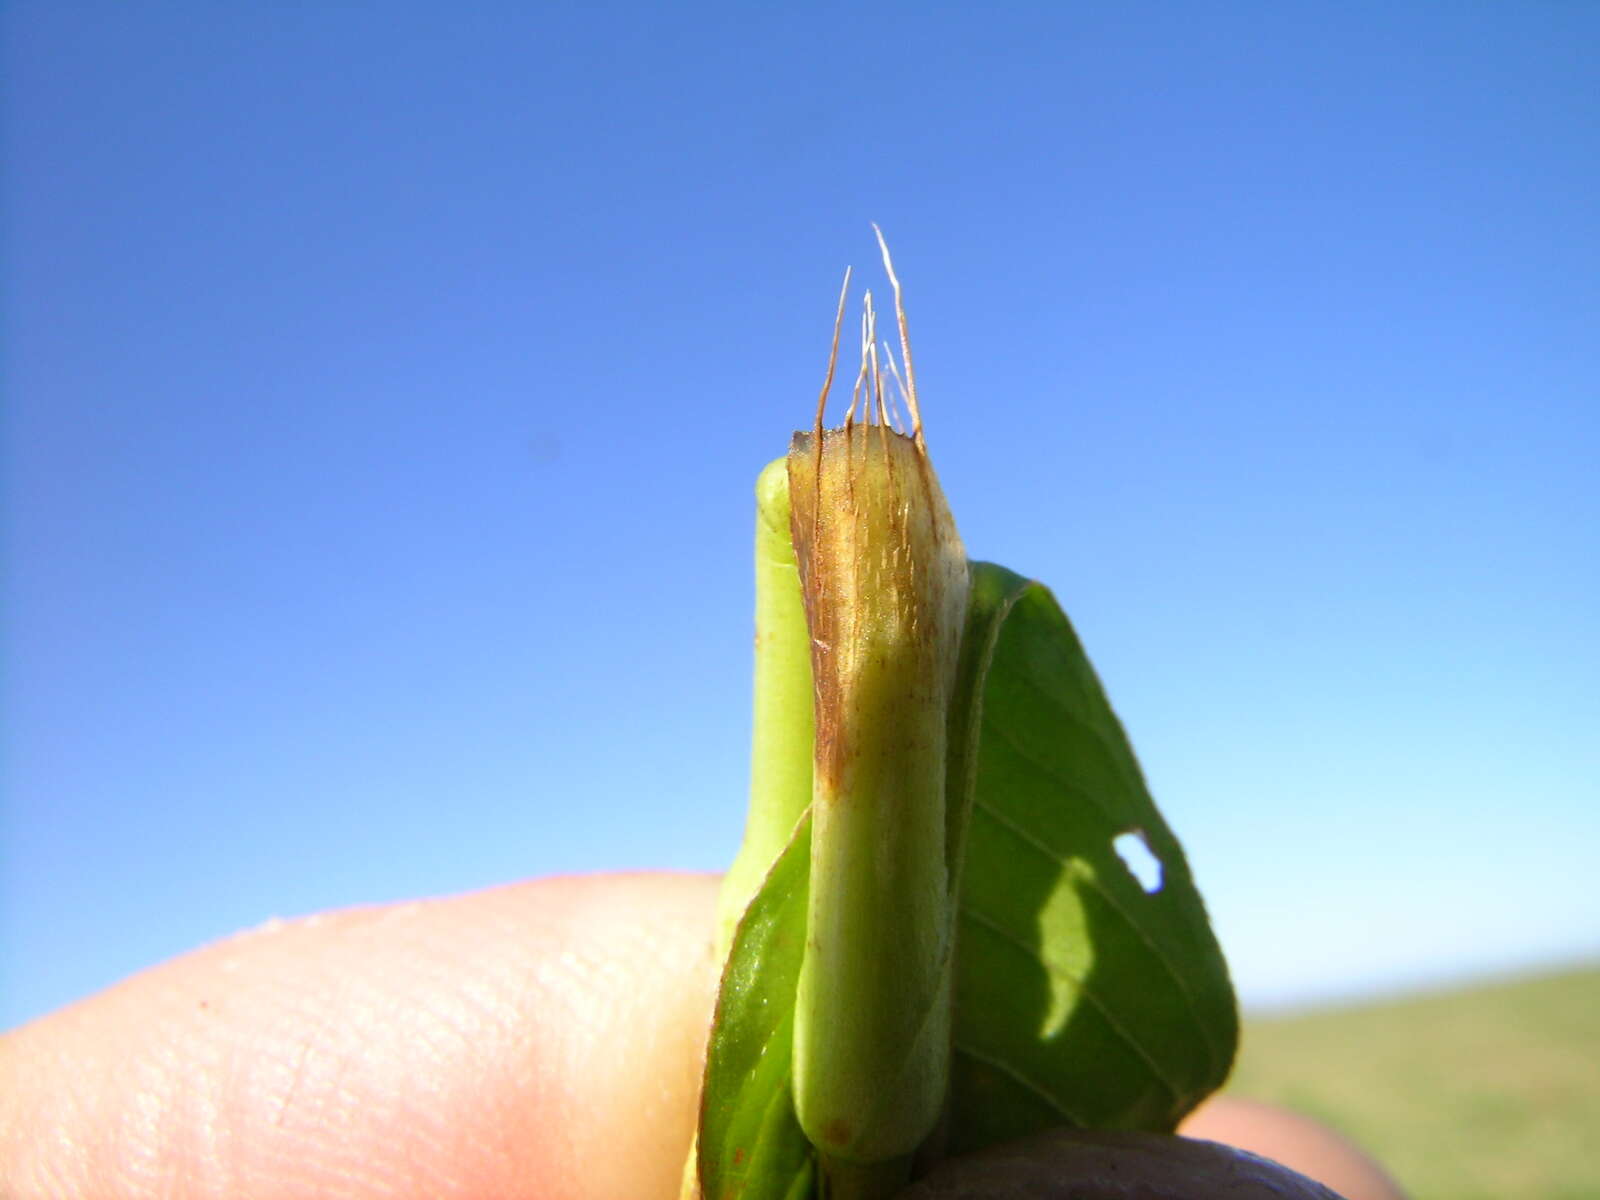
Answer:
[{"xmin": 812, "ymin": 228, "xmax": 926, "ymax": 450}]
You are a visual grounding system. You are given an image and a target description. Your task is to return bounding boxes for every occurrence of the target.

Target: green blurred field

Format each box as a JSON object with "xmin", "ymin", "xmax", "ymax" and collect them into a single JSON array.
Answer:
[{"xmin": 1225, "ymin": 962, "xmax": 1599, "ymax": 1199}]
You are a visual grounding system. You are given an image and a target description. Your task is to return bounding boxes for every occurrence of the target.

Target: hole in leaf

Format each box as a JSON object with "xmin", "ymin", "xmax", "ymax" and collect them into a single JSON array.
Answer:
[{"xmin": 1113, "ymin": 830, "xmax": 1163, "ymax": 894}]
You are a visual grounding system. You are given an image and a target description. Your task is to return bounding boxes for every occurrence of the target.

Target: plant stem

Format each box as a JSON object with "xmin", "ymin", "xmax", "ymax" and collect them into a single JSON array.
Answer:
[
  {"xmin": 788, "ymin": 425, "xmax": 968, "ymax": 1174},
  {"xmin": 714, "ymin": 458, "xmax": 818, "ymax": 960}
]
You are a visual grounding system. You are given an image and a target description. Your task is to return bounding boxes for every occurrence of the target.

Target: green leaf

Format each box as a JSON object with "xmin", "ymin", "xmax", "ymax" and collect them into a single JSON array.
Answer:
[
  {"xmin": 948, "ymin": 563, "xmax": 1239, "ymax": 1151},
  {"xmin": 698, "ymin": 813, "xmax": 816, "ymax": 1200}
]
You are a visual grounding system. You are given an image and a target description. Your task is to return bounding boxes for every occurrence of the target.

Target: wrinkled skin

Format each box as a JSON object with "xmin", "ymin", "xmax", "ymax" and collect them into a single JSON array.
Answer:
[{"xmin": 0, "ymin": 874, "xmax": 1403, "ymax": 1200}]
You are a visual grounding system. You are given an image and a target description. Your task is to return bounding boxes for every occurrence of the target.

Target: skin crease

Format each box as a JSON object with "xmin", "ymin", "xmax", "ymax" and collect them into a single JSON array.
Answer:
[{"xmin": 0, "ymin": 874, "xmax": 1405, "ymax": 1200}]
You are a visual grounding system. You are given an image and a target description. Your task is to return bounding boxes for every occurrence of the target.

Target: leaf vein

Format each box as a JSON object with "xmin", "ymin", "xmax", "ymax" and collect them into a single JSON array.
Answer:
[
  {"xmin": 950, "ymin": 1041, "xmax": 1089, "ymax": 1127},
  {"xmin": 980, "ymin": 711, "xmax": 1125, "ymax": 830},
  {"xmin": 958, "ymin": 904, "xmax": 1186, "ymax": 1105},
  {"xmin": 993, "ymin": 664, "xmax": 1148, "ymax": 800},
  {"xmin": 969, "ymin": 797, "xmax": 1226, "ymax": 1073}
]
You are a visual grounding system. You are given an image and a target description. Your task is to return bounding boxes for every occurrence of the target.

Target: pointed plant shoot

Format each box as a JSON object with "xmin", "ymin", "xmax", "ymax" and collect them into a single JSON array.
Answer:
[
  {"xmin": 788, "ymin": 419, "xmax": 968, "ymax": 1190},
  {"xmin": 692, "ymin": 235, "xmax": 1237, "ymax": 1200}
]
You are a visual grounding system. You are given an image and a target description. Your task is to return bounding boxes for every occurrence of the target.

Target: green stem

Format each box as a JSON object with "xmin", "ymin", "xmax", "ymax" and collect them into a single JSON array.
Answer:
[
  {"xmin": 788, "ymin": 426, "xmax": 969, "ymax": 1172},
  {"xmin": 714, "ymin": 457, "xmax": 816, "ymax": 960}
]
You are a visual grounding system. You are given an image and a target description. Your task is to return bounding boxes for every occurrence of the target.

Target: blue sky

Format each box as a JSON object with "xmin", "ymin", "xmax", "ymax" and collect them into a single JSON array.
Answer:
[{"xmin": 4, "ymin": 2, "xmax": 1596, "ymax": 1028}]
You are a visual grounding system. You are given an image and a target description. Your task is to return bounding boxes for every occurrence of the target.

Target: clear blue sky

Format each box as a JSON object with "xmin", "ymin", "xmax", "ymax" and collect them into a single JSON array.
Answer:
[{"xmin": 4, "ymin": 3, "xmax": 1596, "ymax": 1029}]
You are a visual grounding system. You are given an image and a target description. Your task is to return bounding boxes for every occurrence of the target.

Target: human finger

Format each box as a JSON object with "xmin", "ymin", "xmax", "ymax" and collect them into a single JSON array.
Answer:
[{"xmin": 1, "ymin": 872, "xmax": 722, "ymax": 1200}]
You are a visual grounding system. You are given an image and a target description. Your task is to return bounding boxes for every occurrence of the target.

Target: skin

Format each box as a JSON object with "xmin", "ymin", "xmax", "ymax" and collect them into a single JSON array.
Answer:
[{"xmin": 0, "ymin": 874, "xmax": 1405, "ymax": 1200}]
